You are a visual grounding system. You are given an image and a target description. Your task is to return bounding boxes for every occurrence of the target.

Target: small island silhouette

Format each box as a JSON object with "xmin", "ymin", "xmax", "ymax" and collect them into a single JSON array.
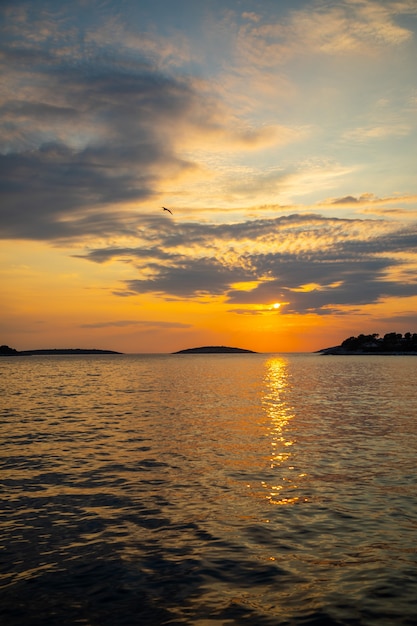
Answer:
[
  {"xmin": 320, "ymin": 332, "xmax": 417, "ymax": 355},
  {"xmin": 173, "ymin": 345, "xmax": 256, "ymax": 354},
  {"xmin": 0, "ymin": 345, "xmax": 122, "ymax": 356}
]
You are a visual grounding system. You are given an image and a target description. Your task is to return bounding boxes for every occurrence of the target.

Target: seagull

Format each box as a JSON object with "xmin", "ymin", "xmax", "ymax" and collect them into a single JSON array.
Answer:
[{"xmin": 162, "ymin": 206, "xmax": 173, "ymax": 215}]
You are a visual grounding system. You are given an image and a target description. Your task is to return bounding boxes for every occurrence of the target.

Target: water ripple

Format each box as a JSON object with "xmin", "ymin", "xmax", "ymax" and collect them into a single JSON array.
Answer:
[{"xmin": 1, "ymin": 354, "xmax": 417, "ymax": 625}]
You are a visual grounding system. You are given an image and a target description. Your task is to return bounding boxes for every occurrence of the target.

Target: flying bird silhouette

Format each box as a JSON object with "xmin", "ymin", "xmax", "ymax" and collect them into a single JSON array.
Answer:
[{"xmin": 162, "ymin": 206, "xmax": 173, "ymax": 215}]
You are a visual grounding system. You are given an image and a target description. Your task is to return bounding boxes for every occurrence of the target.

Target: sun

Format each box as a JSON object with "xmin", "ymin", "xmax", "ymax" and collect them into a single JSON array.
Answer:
[{"xmin": 272, "ymin": 302, "xmax": 281, "ymax": 310}]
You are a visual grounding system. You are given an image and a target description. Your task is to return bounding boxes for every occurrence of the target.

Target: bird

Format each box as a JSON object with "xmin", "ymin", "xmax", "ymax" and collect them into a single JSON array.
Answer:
[{"xmin": 162, "ymin": 206, "xmax": 173, "ymax": 215}]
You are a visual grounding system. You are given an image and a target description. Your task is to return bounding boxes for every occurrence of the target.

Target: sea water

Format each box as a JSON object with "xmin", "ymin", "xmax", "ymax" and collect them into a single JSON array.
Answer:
[{"xmin": 1, "ymin": 353, "xmax": 416, "ymax": 625}]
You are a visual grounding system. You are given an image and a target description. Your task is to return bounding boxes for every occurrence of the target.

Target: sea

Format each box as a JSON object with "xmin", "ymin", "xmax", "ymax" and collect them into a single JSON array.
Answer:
[{"xmin": 1, "ymin": 353, "xmax": 416, "ymax": 626}]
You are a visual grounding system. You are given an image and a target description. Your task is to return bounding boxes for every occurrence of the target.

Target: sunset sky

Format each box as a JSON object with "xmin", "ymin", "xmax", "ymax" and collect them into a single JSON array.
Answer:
[{"xmin": 1, "ymin": 0, "xmax": 417, "ymax": 353}]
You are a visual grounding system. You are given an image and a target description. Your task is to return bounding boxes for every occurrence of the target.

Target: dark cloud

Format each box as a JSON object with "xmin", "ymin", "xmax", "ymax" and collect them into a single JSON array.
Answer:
[
  {"xmin": 126, "ymin": 257, "xmax": 250, "ymax": 298},
  {"xmin": 0, "ymin": 25, "xmax": 202, "ymax": 240},
  {"xmin": 0, "ymin": 144, "xmax": 155, "ymax": 239},
  {"xmin": 76, "ymin": 213, "xmax": 341, "ymax": 258},
  {"xmin": 224, "ymin": 261, "xmax": 389, "ymax": 313},
  {"xmin": 0, "ymin": 4, "xmax": 284, "ymax": 242},
  {"xmin": 76, "ymin": 215, "xmax": 417, "ymax": 314}
]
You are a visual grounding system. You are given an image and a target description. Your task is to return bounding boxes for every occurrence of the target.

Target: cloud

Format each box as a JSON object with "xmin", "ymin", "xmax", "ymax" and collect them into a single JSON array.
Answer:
[
  {"xmin": 126, "ymin": 257, "xmax": 250, "ymax": 298},
  {"xmin": 0, "ymin": 4, "xmax": 299, "ymax": 241},
  {"xmin": 343, "ymin": 124, "xmax": 411, "ymax": 142},
  {"xmin": 361, "ymin": 208, "xmax": 417, "ymax": 218},
  {"xmin": 2, "ymin": 1, "xmax": 415, "ymax": 243},
  {"xmin": 80, "ymin": 319, "xmax": 191, "ymax": 329},
  {"xmin": 242, "ymin": 12, "xmax": 261, "ymax": 23},
  {"xmin": 330, "ymin": 195, "xmax": 359, "ymax": 205},
  {"xmin": 2, "ymin": 0, "xmax": 417, "ymax": 325},
  {"xmin": 0, "ymin": 50, "xmax": 201, "ymax": 238},
  {"xmin": 235, "ymin": 0, "xmax": 415, "ymax": 72},
  {"xmin": 323, "ymin": 193, "xmax": 417, "ymax": 208},
  {"xmin": 320, "ymin": 194, "xmax": 417, "ymax": 222},
  {"xmin": 76, "ymin": 212, "xmax": 417, "ymax": 315}
]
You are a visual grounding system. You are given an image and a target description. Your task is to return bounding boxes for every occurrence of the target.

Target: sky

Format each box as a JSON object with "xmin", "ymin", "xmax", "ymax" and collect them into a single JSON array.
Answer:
[{"xmin": 1, "ymin": 0, "xmax": 417, "ymax": 353}]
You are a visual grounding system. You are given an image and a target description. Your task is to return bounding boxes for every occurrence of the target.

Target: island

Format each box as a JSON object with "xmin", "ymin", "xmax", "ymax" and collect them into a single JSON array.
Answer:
[
  {"xmin": 0, "ymin": 345, "xmax": 122, "ymax": 356},
  {"xmin": 173, "ymin": 345, "xmax": 257, "ymax": 354},
  {"xmin": 319, "ymin": 332, "xmax": 417, "ymax": 355}
]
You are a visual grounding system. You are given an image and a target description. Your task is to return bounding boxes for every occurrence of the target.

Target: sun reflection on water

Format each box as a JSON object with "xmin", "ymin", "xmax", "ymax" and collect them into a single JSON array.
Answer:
[{"xmin": 262, "ymin": 357, "xmax": 304, "ymax": 505}]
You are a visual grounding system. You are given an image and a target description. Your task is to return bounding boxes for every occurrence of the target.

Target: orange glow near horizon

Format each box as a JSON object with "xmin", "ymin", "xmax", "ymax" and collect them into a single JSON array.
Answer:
[{"xmin": 3, "ymin": 238, "xmax": 417, "ymax": 353}]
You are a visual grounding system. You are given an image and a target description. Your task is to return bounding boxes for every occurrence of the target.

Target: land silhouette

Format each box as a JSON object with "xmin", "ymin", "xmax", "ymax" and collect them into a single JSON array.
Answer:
[
  {"xmin": 320, "ymin": 332, "xmax": 417, "ymax": 354},
  {"xmin": 173, "ymin": 346, "xmax": 256, "ymax": 354},
  {"xmin": 1, "ymin": 344, "xmax": 254, "ymax": 356},
  {"xmin": 0, "ymin": 346, "xmax": 122, "ymax": 356},
  {"xmin": 3, "ymin": 333, "xmax": 416, "ymax": 356}
]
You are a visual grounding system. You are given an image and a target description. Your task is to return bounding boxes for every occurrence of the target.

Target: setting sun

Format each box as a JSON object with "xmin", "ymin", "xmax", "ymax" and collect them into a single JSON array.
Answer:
[{"xmin": 272, "ymin": 303, "xmax": 281, "ymax": 310}]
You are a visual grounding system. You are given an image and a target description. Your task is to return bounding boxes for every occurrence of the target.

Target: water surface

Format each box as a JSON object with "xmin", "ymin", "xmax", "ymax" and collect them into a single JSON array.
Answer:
[{"xmin": 1, "ymin": 353, "xmax": 416, "ymax": 625}]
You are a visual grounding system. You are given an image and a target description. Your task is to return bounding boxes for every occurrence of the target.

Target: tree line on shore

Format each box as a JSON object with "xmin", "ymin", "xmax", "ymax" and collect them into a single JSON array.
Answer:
[
  {"xmin": 339, "ymin": 332, "xmax": 417, "ymax": 353},
  {"xmin": 0, "ymin": 345, "xmax": 18, "ymax": 355}
]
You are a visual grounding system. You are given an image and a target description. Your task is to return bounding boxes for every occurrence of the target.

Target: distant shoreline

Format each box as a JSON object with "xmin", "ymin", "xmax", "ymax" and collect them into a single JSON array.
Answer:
[
  {"xmin": 319, "ymin": 348, "xmax": 417, "ymax": 355},
  {"xmin": 0, "ymin": 347, "xmax": 122, "ymax": 356}
]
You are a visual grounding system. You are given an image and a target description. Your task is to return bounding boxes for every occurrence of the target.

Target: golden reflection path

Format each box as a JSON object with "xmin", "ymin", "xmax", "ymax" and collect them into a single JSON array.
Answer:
[{"xmin": 261, "ymin": 357, "xmax": 306, "ymax": 506}]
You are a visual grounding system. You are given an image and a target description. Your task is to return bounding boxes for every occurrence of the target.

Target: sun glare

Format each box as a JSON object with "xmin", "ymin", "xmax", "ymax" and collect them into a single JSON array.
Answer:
[{"xmin": 272, "ymin": 303, "xmax": 281, "ymax": 309}]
